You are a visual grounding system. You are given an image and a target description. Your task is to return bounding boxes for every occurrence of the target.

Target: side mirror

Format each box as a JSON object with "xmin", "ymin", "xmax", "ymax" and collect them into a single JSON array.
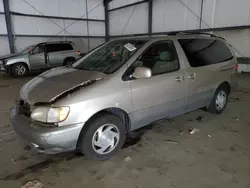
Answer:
[{"xmin": 132, "ymin": 67, "xmax": 152, "ymax": 79}]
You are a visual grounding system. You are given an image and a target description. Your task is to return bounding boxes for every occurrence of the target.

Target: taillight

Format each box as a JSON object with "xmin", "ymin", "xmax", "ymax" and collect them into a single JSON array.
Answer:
[
  {"xmin": 234, "ymin": 64, "xmax": 238, "ymax": 71},
  {"xmin": 77, "ymin": 50, "xmax": 81, "ymax": 55}
]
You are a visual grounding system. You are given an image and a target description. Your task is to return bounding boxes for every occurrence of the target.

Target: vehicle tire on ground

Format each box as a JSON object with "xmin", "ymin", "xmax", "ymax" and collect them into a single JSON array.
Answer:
[
  {"xmin": 78, "ymin": 113, "xmax": 126, "ymax": 160},
  {"xmin": 207, "ymin": 85, "xmax": 230, "ymax": 114},
  {"xmin": 11, "ymin": 63, "xmax": 28, "ymax": 77},
  {"xmin": 63, "ymin": 57, "xmax": 76, "ymax": 66}
]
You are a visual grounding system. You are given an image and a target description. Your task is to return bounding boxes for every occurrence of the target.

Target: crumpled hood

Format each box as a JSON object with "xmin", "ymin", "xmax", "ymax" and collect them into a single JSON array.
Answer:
[
  {"xmin": 0, "ymin": 53, "xmax": 22, "ymax": 61},
  {"xmin": 20, "ymin": 67, "xmax": 106, "ymax": 104}
]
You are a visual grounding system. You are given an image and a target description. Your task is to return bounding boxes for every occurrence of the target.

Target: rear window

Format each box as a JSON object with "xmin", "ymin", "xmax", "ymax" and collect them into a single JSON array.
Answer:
[
  {"xmin": 46, "ymin": 43, "xmax": 73, "ymax": 53},
  {"xmin": 178, "ymin": 39, "xmax": 233, "ymax": 67}
]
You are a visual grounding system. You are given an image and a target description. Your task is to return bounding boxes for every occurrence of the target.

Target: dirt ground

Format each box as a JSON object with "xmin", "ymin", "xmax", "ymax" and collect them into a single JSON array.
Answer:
[{"xmin": 0, "ymin": 73, "xmax": 250, "ymax": 188}]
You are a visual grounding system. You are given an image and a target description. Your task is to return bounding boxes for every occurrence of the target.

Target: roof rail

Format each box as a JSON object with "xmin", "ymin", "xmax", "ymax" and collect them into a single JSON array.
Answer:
[
  {"xmin": 170, "ymin": 31, "xmax": 225, "ymax": 40},
  {"xmin": 45, "ymin": 40, "xmax": 73, "ymax": 44}
]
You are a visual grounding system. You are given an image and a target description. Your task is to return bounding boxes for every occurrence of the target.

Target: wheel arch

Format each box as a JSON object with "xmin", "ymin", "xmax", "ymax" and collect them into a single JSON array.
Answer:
[
  {"xmin": 217, "ymin": 81, "xmax": 231, "ymax": 94},
  {"xmin": 76, "ymin": 107, "xmax": 131, "ymax": 148},
  {"xmin": 9, "ymin": 62, "xmax": 30, "ymax": 76},
  {"xmin": 8, "ymin": 61, "xmax": 30, "ymax": 70}
]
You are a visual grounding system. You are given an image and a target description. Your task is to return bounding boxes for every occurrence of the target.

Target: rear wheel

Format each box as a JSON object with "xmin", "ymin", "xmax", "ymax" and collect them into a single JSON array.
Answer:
[
  {"xmin": 63, "ymin": 57, "xmax": 76, "ymax": 66},
  {"xmin": 11, "ymin": 63, "xmax": 28, "ymax": 77},
  {"xmin": 78, "ymin": 113, "xmax": 126, "ymax": 160},
  {"xmin": 208, "ymin": 86, "xmax": 229, "ymax": 114}
]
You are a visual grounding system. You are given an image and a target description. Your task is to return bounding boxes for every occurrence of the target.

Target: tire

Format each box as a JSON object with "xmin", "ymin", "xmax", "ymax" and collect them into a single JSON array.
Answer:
[
  {"xmin": 63, "ymin": 57, "xmax": 75, "ymax": 66},
  {"xmin": 11, "ymin": 63, "xmax": 28, "ymax": 77},
  {"xmin": 207, "ymin": 85, "xmax": 229, "ymax": 114},
  {"xmin": 78, "ymin": 113, "xmax": 126, "ymax": 160}
]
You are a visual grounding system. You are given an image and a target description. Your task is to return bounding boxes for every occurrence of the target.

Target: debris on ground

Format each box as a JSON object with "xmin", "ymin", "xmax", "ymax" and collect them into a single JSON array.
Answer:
[
  {"xmin": 124, "ymin": 156, "xmax": 132, "ymax": 162},
  {"xmin": 189, "ymin": 128, "xmax": 200, "ymax": 135},
  {"xmin": 11, "ymin": 158, "xmax": 16, "ymax": 164},
  {"xmin": 196, "ymin": 116, "xmax": 203, "ymax": 122},
  {"xmin": 231, "ymin": 97, "xmax": 240, "ymax": 101},
  {"xmin": 165, "ymin": 139, "xmax": 179, "ymax": 144},
  {"xmin": 208, "ymin": 135, "xmax": 212, "ymax": 138},
  {"xmin": 166, "ymin": 119, "xmax": 174, "ymax": 124},
  {"xmin": 0, "ymin": 84, "xmax": 10, "ymax": 88},
  {"xmin": 21, "ymin": 180, "xmax": 44, "ymax": 188},
  {"xmin": 179, "ymin": 130, "xmax": 183, "ymax": 135},
  {"xmin": 236, "ymin": 118, "xmax": 240, "ymax": 121},
  {"xmin": 23, "ymin": 145, "xmax": 31, "ymax": 151},
  {"xmin": 230, "ymin": 129, "xmax": 239, "ymax": 133}
]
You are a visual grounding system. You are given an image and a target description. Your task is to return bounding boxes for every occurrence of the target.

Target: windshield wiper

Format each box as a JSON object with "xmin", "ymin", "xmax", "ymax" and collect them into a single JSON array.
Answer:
[{"xmin": 76, "ymin": 67, "xmax": 93, "ymax": 71}]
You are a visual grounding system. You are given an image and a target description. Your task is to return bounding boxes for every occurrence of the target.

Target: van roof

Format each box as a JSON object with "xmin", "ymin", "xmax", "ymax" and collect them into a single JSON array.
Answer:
[{"xmin": 110, "ymin": 32, "xmax": 225, "ymax": 41}]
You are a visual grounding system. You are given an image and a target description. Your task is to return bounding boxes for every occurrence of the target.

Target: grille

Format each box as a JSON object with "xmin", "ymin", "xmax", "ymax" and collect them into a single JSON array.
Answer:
[{"xmin": 19, "ymin": 100, "xmax": 31, "ymax": 117}]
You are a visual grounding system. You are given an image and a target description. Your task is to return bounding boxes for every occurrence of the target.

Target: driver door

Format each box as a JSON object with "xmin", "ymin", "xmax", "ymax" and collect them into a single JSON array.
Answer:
[
  {"xmin": 128, "ymin": 40, "xmax": 187, "ymax": 130},
  {"xmin": 29, "ymin": 43, "xmax": 47, "ymax": 70}
]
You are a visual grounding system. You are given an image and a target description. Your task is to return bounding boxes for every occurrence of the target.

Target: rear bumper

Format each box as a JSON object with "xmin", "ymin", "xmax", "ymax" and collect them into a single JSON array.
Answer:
[{"xmin": 10, "ymin": 105, "xmax": 84, "ymax": 154}]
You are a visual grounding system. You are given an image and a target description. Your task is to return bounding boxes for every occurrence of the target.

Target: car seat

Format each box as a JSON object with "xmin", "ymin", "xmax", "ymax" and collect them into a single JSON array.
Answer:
[{"xmin": 151, "ymin": 51, "xmax": 178, "ymax": 75}]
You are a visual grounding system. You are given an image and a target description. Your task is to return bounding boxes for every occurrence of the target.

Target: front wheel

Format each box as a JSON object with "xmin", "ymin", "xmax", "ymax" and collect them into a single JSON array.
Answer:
[
  {"xmin": 208, "ymin": 86, "xmax": 229, "ymax": 114},
  {"xmin": 78, "ymin": 113, "xmax": 126, "ymax": 160},
  {"xmin": 11, "ymin": 63, "xmax": 28, "ymax": 77}
]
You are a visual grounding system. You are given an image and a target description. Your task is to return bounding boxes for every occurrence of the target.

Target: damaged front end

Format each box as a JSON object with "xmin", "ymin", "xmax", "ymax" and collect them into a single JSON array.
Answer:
[
  {"xmin": 18, "ymin": 76, "xmax": 103, "ymax": 127},
  {"xmin": 49, "ymin": 79, "xmax": 99, "ymax": 103}
]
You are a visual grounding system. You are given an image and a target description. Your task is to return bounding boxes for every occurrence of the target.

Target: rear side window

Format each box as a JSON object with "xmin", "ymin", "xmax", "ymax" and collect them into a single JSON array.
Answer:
[
  {"xmin": 178, "ymin": 39, "xmax": 233, "ymax": 67},
  {"xmin": 46, "ymin": 43, "xmax": 73, "ymax": 53},
  {"xmin": 60, "ymin": 43, "xmax": 73, "ymax": 51}
]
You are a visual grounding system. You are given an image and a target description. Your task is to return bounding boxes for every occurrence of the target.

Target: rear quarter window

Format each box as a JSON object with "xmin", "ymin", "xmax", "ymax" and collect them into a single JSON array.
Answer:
[{"xmin": 178, "ymin": 39, "xmax": 233, "ymax": 67}]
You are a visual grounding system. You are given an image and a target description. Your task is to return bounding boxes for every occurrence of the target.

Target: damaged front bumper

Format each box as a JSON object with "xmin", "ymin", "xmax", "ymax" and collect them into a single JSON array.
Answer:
[
  {"xmin": 0, "ymin": 61, "xmax": 6, "ymax": 71},
  {"xmin": 0, "ymin": 60, "xmax": 10, "ymax": 74},
  {"xmin": 10, "ymin": 105, "xmax": 84, "ymax": 154}
]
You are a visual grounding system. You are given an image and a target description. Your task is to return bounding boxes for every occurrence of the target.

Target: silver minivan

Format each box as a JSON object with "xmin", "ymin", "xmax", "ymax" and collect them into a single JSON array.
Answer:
[
  {"xmin": 11, "ymin": 33, "xmax": 237, "ymax": 160},
  {"xmin": 0, "ymin": 41, "xmax": 80, "ymax": 77}
]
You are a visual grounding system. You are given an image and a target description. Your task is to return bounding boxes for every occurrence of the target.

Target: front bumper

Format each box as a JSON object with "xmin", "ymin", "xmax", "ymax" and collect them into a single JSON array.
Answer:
[
  {"xmin": 10, "ymin": 106, "xmax": 84, "ymax": 154},
  {"xmin": 0, "ymin": 62, "xmax": 6, "ymax": 72},
  {"xmin": 0, "ymin": 61, "xmax": 10, "ymax": 74}
]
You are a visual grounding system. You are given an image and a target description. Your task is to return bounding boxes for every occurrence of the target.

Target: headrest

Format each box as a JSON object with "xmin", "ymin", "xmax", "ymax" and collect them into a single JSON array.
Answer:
[{"xmin": 159, "ymin": 51, "xmax": 172, "ymax": 61}]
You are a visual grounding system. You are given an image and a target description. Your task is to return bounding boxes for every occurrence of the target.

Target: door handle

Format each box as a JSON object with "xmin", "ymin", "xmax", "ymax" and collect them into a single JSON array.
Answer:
[
  {"xmin": 188, "ymin": 73, "xmax": 196, "ymax": 80},
  {"xmin": 175, "ymin": 76, "xmax": 184, "ymax": 82}
]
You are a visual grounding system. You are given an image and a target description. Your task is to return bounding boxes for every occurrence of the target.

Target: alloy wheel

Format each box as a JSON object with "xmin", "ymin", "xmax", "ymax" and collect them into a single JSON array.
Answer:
[{"xmin": 15, "ymin": 65, "xmax": 26, "ymax": 75}]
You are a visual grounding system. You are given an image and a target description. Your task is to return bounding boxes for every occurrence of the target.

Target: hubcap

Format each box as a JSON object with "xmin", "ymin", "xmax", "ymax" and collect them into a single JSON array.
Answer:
[
  {"xmin": 215, "ymin": 91, "xmax": 227, "ymax": 110},
  {"xmin": 15, "ymin": 65, "xmax": 26, "ymax": 75},
  {"xmin": 92, "ymin": 124, "xmax": 120, "ymax": 155}
]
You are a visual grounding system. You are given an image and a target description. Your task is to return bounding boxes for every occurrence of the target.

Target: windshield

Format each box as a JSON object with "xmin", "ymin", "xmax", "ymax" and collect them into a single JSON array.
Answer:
[
  {"xmin": 20, "ymin": 45, "xmax": 35, "ymax": 54},
  {"xmin": 73, "ymin": 40, "xmax": 147, "ymax": 74}
]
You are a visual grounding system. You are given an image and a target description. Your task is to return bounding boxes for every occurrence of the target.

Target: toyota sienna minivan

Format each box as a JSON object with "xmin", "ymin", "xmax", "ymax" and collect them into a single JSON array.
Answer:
[{"xmin": 10, "ymin": 33, "xmax": 237, "ymax": 160}]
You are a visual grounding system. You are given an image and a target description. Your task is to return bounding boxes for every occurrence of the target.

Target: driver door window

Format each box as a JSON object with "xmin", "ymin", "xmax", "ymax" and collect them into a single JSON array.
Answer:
[
  {"xmin": 32, "ymin": 44, "xmax": 45, "ymax": 54},
  {"xmin": 134, "ymin": 41, "xmax": 179, "ymax": 76}
]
